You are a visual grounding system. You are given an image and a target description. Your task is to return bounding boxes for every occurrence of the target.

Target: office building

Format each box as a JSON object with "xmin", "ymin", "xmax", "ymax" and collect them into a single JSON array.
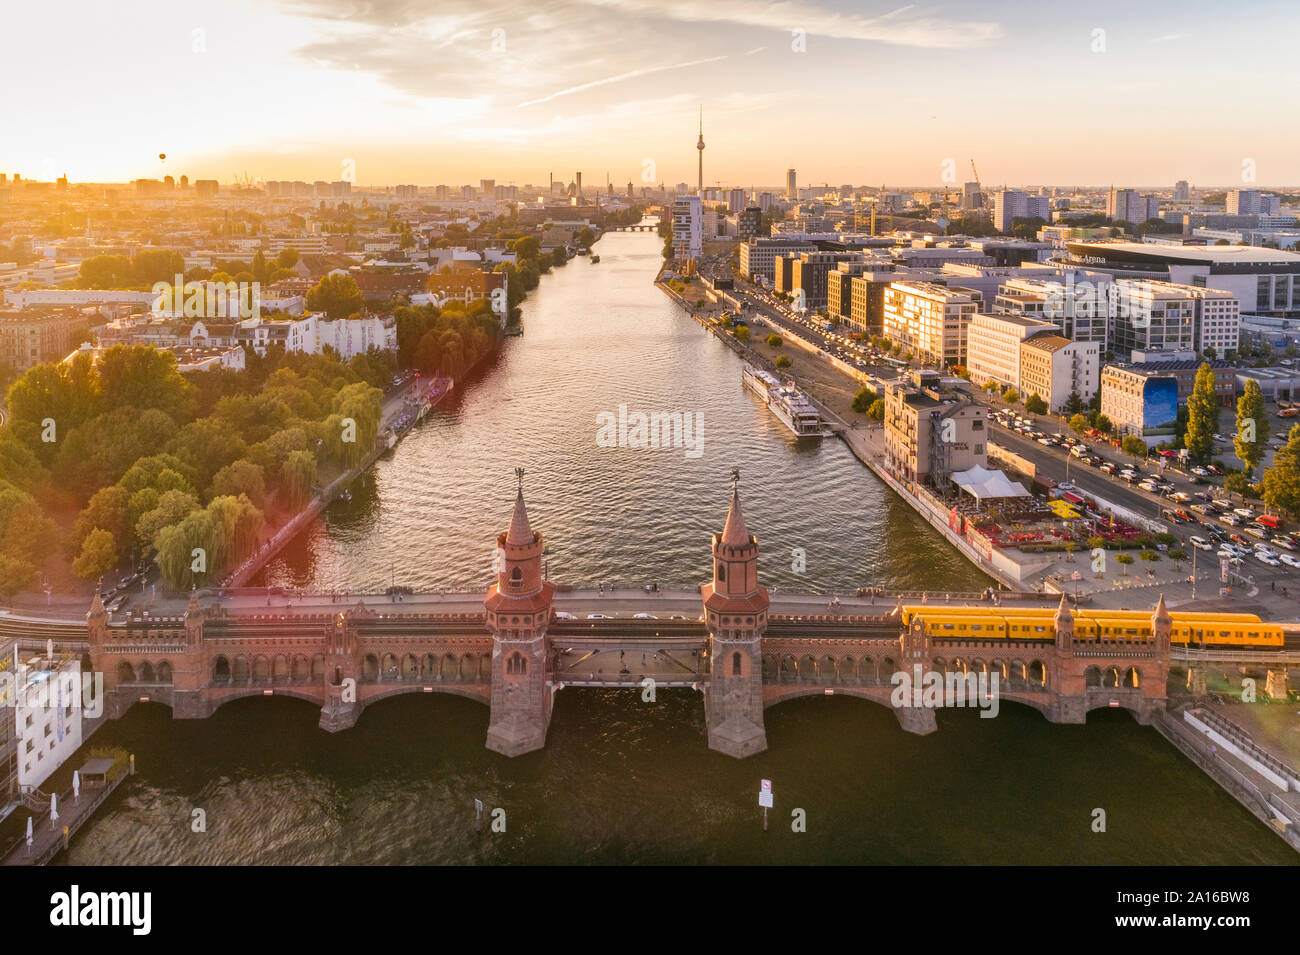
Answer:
[
  {"xmin": 883, "ymin": 370, "xmax": 987, "ymax": 487},
  {"xmin": 1018, "ymin": 335, "xmax": 1100, "ymax": 413},
  {"xmin": 1227, "ymin": 189, "xmax": 1280, "ymax": 216},
  {"xmin": 882, "ymin": 282, "xmax": 979, "ymax": 367},
  {"xmin": 671, "ymin": 195, "xmax": 703, "ymax": 270},
  {"xmin": 1106, "ymin": 189, "xmax": 1160, "ymax": 225},
  {"xmin": 965, "ymin": 313, "xmax": 1059, "ymax": 391}
]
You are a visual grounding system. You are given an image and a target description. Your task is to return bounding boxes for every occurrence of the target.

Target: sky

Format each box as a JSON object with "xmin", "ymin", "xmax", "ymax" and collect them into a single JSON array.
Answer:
[{"xmin": 4, "ymin": 0, "xmax": 1299, "ymax": 190}]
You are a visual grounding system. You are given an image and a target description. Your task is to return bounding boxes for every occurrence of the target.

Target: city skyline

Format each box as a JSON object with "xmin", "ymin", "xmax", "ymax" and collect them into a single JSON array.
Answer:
[{"xmin": 6, "ymin": 0, "xmax": 1300, "ymax": 188}]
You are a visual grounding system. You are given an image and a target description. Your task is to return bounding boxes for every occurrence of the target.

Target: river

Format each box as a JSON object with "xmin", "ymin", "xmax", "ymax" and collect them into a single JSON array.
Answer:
[{"xmin": 58, "ymin": 228, "xmax": 1295, "ymax": 864}]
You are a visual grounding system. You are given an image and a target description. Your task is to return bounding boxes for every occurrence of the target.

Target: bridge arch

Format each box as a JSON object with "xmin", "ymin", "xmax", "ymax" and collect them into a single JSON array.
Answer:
[
  {"xmin": 362, "ymin": 654, "xmax": 379, "ymax": 682},
  {"xmin": 156, "ymin": 661, "xmax": 173, "ymax": 683},
  {"xmin": 380, "ymin": 653, "xmax": 399, "ymax": 681},
  {"xmin": 139, "ymin": 661, "xmax": 155, "ymax": 683},
  {"xmin": 117, "ymin": 661, "xmax": 135, "ymax": 683},
  {"xmin": 252, "ymin": 655, "xmax": 270, "ymax": 682},
  {"xmin": 1085, "ymin": 665, "xmax": 1102, "ymax": 687},
  {"xmin": 232, "ymin": 655, "xmax": 250, "ymax": 683},
  {"xmin": 292, "ymin": 655, "xmax": 311, "ymax": 683}
]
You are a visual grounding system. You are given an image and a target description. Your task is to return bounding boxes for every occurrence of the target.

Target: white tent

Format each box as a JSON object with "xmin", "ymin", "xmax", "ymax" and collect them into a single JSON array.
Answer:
[{"xmin": 951, "ymin": 465, "xmax": 1030, "ymax": 502}]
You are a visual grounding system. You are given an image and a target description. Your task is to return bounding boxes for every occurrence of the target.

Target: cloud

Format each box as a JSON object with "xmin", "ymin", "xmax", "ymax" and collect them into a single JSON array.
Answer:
[
  {"xmin": 1152, "ymin": 33, "xmax": 1186, "ymax": 43},
  {"xmin": 578, "ymin": 0, "xmax": 1003, "ymax": 48},
  {"xmin": 518, "ymin": 55, "xmax": 728, "ymax": 107}
]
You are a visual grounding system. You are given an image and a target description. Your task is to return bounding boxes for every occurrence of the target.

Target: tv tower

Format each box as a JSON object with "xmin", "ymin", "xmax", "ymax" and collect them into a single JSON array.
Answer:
[{"xmin": 696, "ymin": 105, "xmax": 705, "ymax": 195}]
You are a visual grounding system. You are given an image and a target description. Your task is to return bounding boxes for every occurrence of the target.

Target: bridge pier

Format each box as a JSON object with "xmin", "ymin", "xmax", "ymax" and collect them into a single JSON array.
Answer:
[
  {"xmin": 319, "ymin": 682, "xmax": 359, "ymax": 732},
  {"xmin": 1187, "ymin": 666, "xmax": 1208, "ymax": 696},
  {"xmin": 893, "ymin": 705, "xmax": 937, "ymax": 736}
]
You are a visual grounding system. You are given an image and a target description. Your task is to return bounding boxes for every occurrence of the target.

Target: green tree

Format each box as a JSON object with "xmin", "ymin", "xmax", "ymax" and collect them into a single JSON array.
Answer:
[
  {"xmin": 281, "ymin": 450, "xmax": 317, "ymax": 509},
  {"xmin": 867, "ymin": 399, "xmax": 885, "ymax": 422},
  {"xmin": 1115, "ymin": 553, "xmax": 1135, "ymax": 575},
  {"xmin": 73, "ymin": 528, "xmax": 118, "ymax": 580},
  {"xmin": 1063, "ymin": 391, "xmax": 1085, "ymax": 416},
  {"xmin": 765, "ymin": 333, "xmax": 783, "ymax": 348},
  {"xmin": 734, "ymin": 326, "xmax": 750, "ymax": 342},
  {"xmin": 1024, "ymin": 393, "xmax": 1047, "ymax": 415},
  {"xmin": 1185, "ymin": 362, "xmax": 1218, "ymax": 464},
  {"xmin": 1068, "ymin": 413, "xmax": 1089, "ymax": 434},
  {"xmin": 306, "ymin": 273, "xmax": 364, "ymax": 320},
  {"xmin": 1224, "ymin": 471, "xmax": 1254, "ymax": 500},
  {"xmin": 775, "ymin": 355, "xmax": 791, "ymax": 369},
  {"xmin": 1001, "ymin": 387, "xmax": 1020, "ymax": 404},
  {"xmin": 852, "ymin": 386, "xmax": 877, "ymax": 414},
  {"xmin": 1122, "ymin": 435, "xmax": 1147, "ymax": 463},
  {"xmin": 1233, "ymin": 378, "xmax": 1267, "ymax": 476},
  {"xmin": 209, "ymin": 460, "xmax": 266, "ymax": 506},
  {"xmin": 1263, "ymin": 426, "xmax": 1300, "ymax": 516}
]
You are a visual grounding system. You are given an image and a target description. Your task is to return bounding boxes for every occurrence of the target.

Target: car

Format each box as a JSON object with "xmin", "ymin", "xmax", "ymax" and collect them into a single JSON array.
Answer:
[
  {"xmin": 1273, "ymin": 537, "xmax": 1297, "ymax": 551},
  {"xmin": 1234, "ymin": 508, "xmax": 1255, "ymax": 519},
  {"xmin": 1220, "ymin": 514, "xmax": 1241, "ymax": 526},
  {"xmin": 1254, "ymin": 543, "xmax": 1277, "ymax": 556},
  {"xmin": 1038, "ymin": 437, "xmax": 1052, "ymax": 446},
  {"xmin": 1282, "ymin": 553, "xmax": 1300, "ymax": 569},
  {"xmin": 1071, "ymin": 446, "xmax": 1087, "ymax": 458},
  {"xmin": 1190, "ymin": 466, "xmax": 1210, "ymax": 477},
  {"xmin": 1206, "ymin": 465, "xmax": 1224, "ymax": 475},
  {"xmin": 1188, "ymin": 536, "xmax": 1213, "ymax": 551},
  {"xmin": 1100, "ymin": 463, "xmax": 1116, "ymax": 474},
  {"xmin": 586, "ymin": 613, "xmax": 613, "ymax": 620},
  {"xmin": 554, "ymin": 611, "xmax": 577, "ymax": 620},
  {"xmin": 1213, "ymin": 434, "xmax": 1227, "ymax": 442},
  {"xmin": 633, "ymin": 612, "xmax": 658, "ymax": 619},
  {"xmin": 1245, "ymin": 525, "xmax": 1269, "ymax": 539},
  {"xmin": 1139, "ymin": 481, "xmax": 1160, "ymax": 492},
  {"xmin": 1257, "ymin": 553, "xmax": 1281, "ymax": 567}
]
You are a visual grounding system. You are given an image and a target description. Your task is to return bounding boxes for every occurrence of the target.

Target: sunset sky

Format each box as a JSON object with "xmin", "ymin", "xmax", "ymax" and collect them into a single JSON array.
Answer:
[{"xmin": 7, "ymin": 0, "xmax": 1299, "ymax": 189}]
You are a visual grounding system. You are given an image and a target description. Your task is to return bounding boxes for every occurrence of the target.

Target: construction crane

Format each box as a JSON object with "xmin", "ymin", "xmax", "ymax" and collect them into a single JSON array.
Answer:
[{"xmin": 969, "ymin": 158, "xmax": 981, "ymax": 187}]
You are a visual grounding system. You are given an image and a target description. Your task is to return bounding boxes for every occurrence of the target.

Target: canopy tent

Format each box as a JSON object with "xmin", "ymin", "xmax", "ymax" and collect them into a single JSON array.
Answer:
[{"xmin": 951, "ymin": 465, "xmax": 1030, "ymax": 502}]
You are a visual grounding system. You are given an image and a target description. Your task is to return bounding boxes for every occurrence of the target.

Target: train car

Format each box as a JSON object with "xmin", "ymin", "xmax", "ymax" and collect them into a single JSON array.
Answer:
[{"xmin": 901, "ymin": 605, "xmax": 1284, "ymax": 649}]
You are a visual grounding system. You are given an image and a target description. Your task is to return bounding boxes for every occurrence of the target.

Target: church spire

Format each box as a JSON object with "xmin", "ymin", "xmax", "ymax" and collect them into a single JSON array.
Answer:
[
  {"xmin": 506, "ymin": 468, "xmax": 534, "ymax": 546},
  {"xmin": 720, "ymin": 468, "xmax": 749, "ymax": 547}
]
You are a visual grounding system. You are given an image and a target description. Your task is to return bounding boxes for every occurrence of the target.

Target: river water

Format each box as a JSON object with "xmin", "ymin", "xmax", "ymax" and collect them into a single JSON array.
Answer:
[{"xmin": 59, "ymin": 229, "xmax": 1296, "ymax": 864}]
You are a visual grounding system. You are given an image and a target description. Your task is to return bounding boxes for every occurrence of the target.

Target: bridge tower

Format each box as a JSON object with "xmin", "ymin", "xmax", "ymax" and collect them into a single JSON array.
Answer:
[
  {"xmin": 172, "ymin": 589, "xmax": 211, "ymax": 719},
  {"xmin": 701, "ymin": 473, "xmax": 769, "ymax": 757},
  {"xmin": 320, "ymin": 606, "xmax": 362, "ymax": 731},
  {"xmin": 484, "ymin": 474, "xmax": 556, "ymax": 757},
  {"xmin": 1049, "ymin": 592, "xmax": 1087, "ymax": 724}
]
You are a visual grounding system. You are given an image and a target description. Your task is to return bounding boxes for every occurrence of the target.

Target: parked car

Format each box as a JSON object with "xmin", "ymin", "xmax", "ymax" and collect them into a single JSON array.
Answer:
[
  {"xmin": 1257, "ymin": 553, "xmax": 1281, "ymax": 567},
  {"xmin": 1281, "ymin": 553, "xmax": 1300, "ymax": 569}
]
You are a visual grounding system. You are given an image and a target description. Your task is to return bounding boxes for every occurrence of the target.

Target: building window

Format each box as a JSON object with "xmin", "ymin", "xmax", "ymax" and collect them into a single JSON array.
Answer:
[
  {"xmin": 717, "ymin": 562, "xmax": 726, "ymax": 582},
  {"xmin": 732, "ymin": 652, "xmax": 743, "ymax": 676},
  {"xmin": 506, "ymin": 653, "xmax": 527, "ymax": 676}
]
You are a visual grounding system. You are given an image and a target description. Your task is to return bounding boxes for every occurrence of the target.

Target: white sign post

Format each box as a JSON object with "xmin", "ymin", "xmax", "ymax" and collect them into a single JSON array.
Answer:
[{"xmin": 758, "ymin": 779, "xmax": 773, "ymax": 830}]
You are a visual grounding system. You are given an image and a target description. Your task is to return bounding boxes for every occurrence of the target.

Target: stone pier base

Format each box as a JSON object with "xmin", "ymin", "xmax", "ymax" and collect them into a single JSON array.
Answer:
[
  {"xmin": 1187, "ymin": 666, "xmax": 1207, "ymax": 696},
  {"xmin": 894, "ymin": 706, "xmax": 938, "ymax": 736},
  {"xmin": 706, "ymin": 716, "xmax": 768, "ymax": 758},
  {"xmin": 1266, "ymin": 669, "xmax": 1290, "ymax": 701},
  {"xmin": 486, "ymin": 714, "xmax": 549, "ymax": 757},
  {"xmin": 318, "ymin": 703, "xmax": 359, "ymax": 732}
]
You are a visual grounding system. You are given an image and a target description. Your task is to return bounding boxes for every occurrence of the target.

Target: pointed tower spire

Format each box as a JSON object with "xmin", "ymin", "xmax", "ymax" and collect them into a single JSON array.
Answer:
[
  {"xmin": 506, "ymin": 467, "xmax": 534, "ymax": 546},
  {"xmin": 1153, "ymin": 593, "xmax": 1171, "ymax": 624},
  {"xmin": 721, "ymin": 468, "xmax": 749, "ymax": 548},
  {"xmin": 1055, "ymin": 592, "xmax": 1073, "ymax": 622}
]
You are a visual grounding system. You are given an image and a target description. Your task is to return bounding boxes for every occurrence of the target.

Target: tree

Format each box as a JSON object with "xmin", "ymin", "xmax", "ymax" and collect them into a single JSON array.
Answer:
[
  {"xmin": 765, "ymin": 333, "xmax": 783, "ymax": 348},
  {"xmin": 734, "ymin": 326, "xmax": 750, "ymax": 342},
  {"xmin": 867, "ymin": 399, "xmax": 885, "ymax": 422},
  {"xmin": 576, "ymin": 227, "xmax": 595, "ymax": 249},
  {"xmin": 1122, "ymin": 435, "xmax": 1147, "ymax": 462},
  {"xmin": 852, "ymin": 386, "xmax": 877, "ymax": 414},
  {"xmin": 1095, "ymin": 414, "xmax": 1113, "ymax": 435},
  {"xmin": 1224, "ymin": 471, "xmax": 1254, "ymax": 500},
  {"xmin": 1115, "ymin": 553, "xmax": 1135, "ymax": 575},
  {"xmin": 1025, "ymin": 393, "xmax": 1047, "ymax": 415},
  {"xmin": 281, "ymin": 450, "xmax": 317, "ymax": 509},
  {"xmin": 1263, "ymin": 427, "xmax": 1300, "ymax": 516},
  {"xmin": 1001, "ymin": 388, "xmax": 1020, "ymax": 404},
  {"xmin": 209, "ymin": 460, "xmax": 266, "ymax": 506},
  {"xmin": 306, "ymin": 273, "xmax": 364, "ymax": 319},
  {"xmin": 1233, "ymin": 378, "xmax": 1267, "ymax": 476},
  {"xmin": 1184, "ymin": 362, "xmax": 1218, "ymax": 464},
  {"xmin": 1068, "ymin": 414, "xmax": 1089, "ymax": 435},
  {"xmin": 1063, "ymin": 391, "xmax": 1085, "ymax": 417},
  {"xmin": 73, "ymin": 528, "xmax": 118, "ymax": 580},
  {"xmin": 775, "ymin": 355, "xmax": 791, "ymax": 369}
]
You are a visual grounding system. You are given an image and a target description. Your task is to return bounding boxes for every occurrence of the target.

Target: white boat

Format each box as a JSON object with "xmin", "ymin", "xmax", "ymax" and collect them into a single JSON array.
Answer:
[{"xmin": 742, "ymin": 365, "xmax": 831, "ymax": 437}]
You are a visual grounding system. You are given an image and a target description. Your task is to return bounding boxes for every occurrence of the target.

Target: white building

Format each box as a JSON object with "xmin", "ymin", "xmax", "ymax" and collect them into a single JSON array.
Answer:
[
  {"xmin": 1018, "ymin": 335, "xmax": 1100, "ymax": 412},
  {"xmin": 316, "ymin": 315, "xmax": 398, "ymax": 358},
  {"xmin": 1106, "ymin": 189, "xmax": 1160, "ymax": 225},
  {"xmin": 1227, "ymin": 189, "xmax": 1281, "ymax": 216},
  {"xmin": 671, "ymin": 196, "xmax": 703, "ymax": 268},
  {"xmin": 965, "ymin": 313, "xmax": 1059, "ymax": 391},
  {"xmin": 991, "ymin": 190, "xmax": 1050, "ymax": 232},
  {"xmin": 738, "ymin": 237, "xmax": 817, "ymax": 281},
  {"xmin": 882, "ymin": 281, "xmax": 979, "ymax": 368},
  {"xmin": 1187, "ymin": 286, "xmax": 1240, "ymax": 357},
  {"xmin": 12, "ymin": 653, "xmax": 84, "ymax": 790}
]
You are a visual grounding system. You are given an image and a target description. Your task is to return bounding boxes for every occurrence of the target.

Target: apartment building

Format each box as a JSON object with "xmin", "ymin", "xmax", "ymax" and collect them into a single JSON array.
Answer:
[
  {"xmin": 0, "ymin": 309, "xmax": 75, "ymax": 371},
  {"xmin": 738, "ymin": 237, "xmax": 816, "ymax": 281},
  {"xmin": 671, "ymin": 195, "xmax": 703, "ymax": 270},
  {"xmin": 1018, "ymin": 335, "xmax": 1100, "ymax": 412},
  {"xmin": 1099, "ymin": 365, "xmax": 1180, "ymax": 444},
  {"xmin": 883, "ymin": 369, "xmax": 988, "ymax": 487},
  {"xmin": 1106, "ymin": 189, "xmax": 1160, "ymax": 224},
  {"xmin": 882, "ymin": 281, "xmax": 979, "ymax": 367},
  {"xmin": 991, "ymin": 190, "xmax": 1050, "ymax": 232},
  {"xmin": 964, "ymin": 313, "xmax": 1059, "ymax": 391}
]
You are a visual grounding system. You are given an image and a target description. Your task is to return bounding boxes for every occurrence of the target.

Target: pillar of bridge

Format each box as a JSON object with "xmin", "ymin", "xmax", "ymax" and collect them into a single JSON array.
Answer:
[
  {"xmin": 319, "ymin": 605, "xmax": 362, "ymax": 731},
  {"xmin": 893, "ymin": 705, "xmax": 938, "ymax": 735},
  {"xmin": 1266, "ymin": 668, "xmax": 1290, "ymax": 701},
  {"xmin": 1186, "ymin": 666, "xmax": 1207, "ymax": 696},
  {"xmin": 701, "ymin": 474, "xmax": 768, "ymax": 758},
  {"xmin": 485, "ymin": 477, "xmax": 556, "ymax": 757},
  {"xmin": 172, "ymin": 589, "xmax": 213, "ymax": 719}
]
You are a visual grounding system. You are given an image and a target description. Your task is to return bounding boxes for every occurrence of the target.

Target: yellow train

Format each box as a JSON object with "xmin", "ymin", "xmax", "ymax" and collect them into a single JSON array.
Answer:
[{"xmin": 901, "ymin": 605, "xmax": 1284, "ymax": 649}]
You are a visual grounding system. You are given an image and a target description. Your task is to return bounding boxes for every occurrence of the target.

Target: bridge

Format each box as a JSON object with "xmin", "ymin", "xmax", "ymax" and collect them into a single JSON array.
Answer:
[
  {"xmin": 611, "ymin": 224, "xmax": 658, "ymax": 231},
  {"xmin": 67, "ymin": 477, "xmax": 1295, "ymax": 758}
]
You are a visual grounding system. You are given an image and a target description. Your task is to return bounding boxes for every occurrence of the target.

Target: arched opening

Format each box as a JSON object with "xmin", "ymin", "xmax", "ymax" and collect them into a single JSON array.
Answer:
[
  {"xmin": 479, "ymin": 653, "xmax": 492, "ymax": 681},
  {"xmin": 292, "ymin": 655, "xmax": 310, "ymax": 683},
  {"xmin": 273, "ymin": 655, "xmax": 290, "ymax": 684},
  {"xmin": 421, "ymin": 653, "xmax": 436, "ymax": 678},
  {"xmin": 460, "ymin": 654, "xmax": 478, "ymax": 681},
  {"xmin": 213, "ymin": 656, "xmax": 231, "ymax": 685},
  {"xmin": 1103, "ymin": 666, "xmax": 1121, "ymax": 688},
  {"xmin": 779, "ymin": 655, "xmax": 797, "ymax": 683},
  {"xmin": 860, "ymin": 657, "xmax": 875, "ymax": 684},
  {"xmin": 762, "ymin": 655, "xmax": 777, "ymax": 681},
  {"xmin": 401, "ymin": 654, "xmax": 418, "ymax": 681},
  {"xmin": 1085, "ymin": 665, "xmax": 1102, "ymax": 687},
  {"xmin": 381, "ymin": 653, "xmax": 399, "ymax": 681},
  {"xmin": 1124, "ymin": 667, "xmax": 1140, "ymax": 688},
  {"xmin": 800, "ymin": 654, "xmax": 817, "ymax": 683},
  {"xmin": 156, "ymin": 661, "xmax": 173, "ymax": 684},
  {"xmin": 362, "ymin": 654, "xmax": 379, "ymax": 683},
  {"xmin": 717, "ymin": 562, "xmax": 726, "ymax": 582},
  {"xmin": 311, "ymin": 655, "xmax": 325, "ymax": 682},
  {"xmin": 822, "ymin": 656, "xmax": 835, "ymax": 683},
  {"xmin": 252, "ymin": 657, "xmax": 270, "ymax": 683},
  {"xmin": 840, "ymin": 658, "xmax": 857, "ymax": 684},
  {"xmin": 1028, "ymin": 661, "xmax": 1047, "ymax": 688},
  {"xmin": 882, "ymin": 657, "xmax": 897, "ymax": 684},
  {"xmin": 116, "ymin": 662, "xmax": 135, "ymax": 684},
  {"xmin": 232, "ymin": 656, "xmax": 250, "ymax": 683},
  {"xmin": 506, "ymin": 652, "xmax": 527, "ymax": 675},
  {"xmin": 440, "ymin": 653, "xmax": 458, "ymax": 681},
  {"xmin": 139, "ymin": 661, "xmax": 155, "ymax": 683},
  {"xmin": 732, "ymin": 652, "xmax": 743, "ymax": 676}
]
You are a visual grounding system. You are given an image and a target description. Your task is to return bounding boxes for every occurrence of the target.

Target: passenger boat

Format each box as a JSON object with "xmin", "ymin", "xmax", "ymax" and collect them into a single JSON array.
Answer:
[{"xmin": 742, "ymin": 365, "xmax": 831, "ymax": 437}]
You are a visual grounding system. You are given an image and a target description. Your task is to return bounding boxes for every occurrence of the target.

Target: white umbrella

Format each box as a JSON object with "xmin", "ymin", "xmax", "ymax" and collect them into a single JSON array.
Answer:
[
  {"xmin": 73, "ymin": 771, "xmax": 80, "ymax": 803},
  {"xmin": 49, "ymin": 793, "xmax": 58, "ymax": 828},
  {"xmin": 25, "ymin": 816, "xmax": 32, "ymax": 851}
]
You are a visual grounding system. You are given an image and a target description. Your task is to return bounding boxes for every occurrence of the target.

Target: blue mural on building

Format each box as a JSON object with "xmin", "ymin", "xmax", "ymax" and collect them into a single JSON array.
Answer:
[{"xmin": 1142, "ymin": 376, "xmax": 1179, "ymax": 437}]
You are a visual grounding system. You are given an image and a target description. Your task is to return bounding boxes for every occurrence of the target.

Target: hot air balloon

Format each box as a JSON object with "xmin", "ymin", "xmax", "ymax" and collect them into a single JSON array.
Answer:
[{"xmin": 158, "ymin": 153, "xmax": 167, "ymax": 163}]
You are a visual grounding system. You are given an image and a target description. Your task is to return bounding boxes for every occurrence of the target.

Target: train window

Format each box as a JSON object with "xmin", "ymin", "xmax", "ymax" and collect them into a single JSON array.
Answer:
[
  {"xmin": 971, "ymin": 624, "xmax": 981, "ymax": 631},
  {"xmin": 941, "ymin": 624, "xmax": 954, "ymax": 630},
  {"xmin": 1219, "ymin": 631, "xmax": 1230, "ymax": 638},
  {"xmin": 1248, "ymin": 632, "xmax": 1259, "ymax": 639},
  {"xmin": 1034, "ymin": 626, "xmax": 1045, "ymax": 633}
]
